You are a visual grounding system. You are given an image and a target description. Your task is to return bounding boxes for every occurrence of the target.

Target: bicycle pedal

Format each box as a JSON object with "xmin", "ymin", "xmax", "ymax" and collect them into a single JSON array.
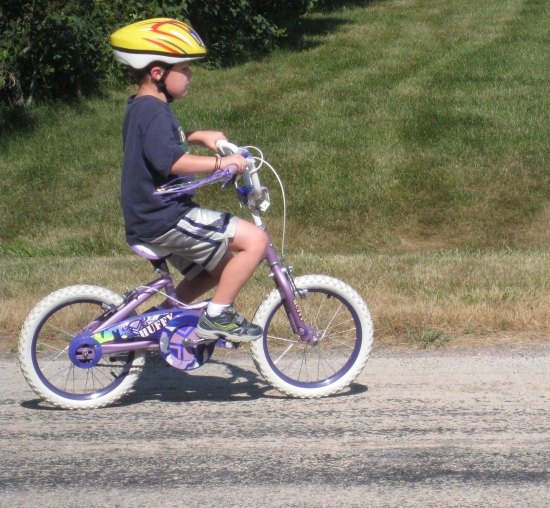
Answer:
[
  {"xmin": 216, "ymin": 338, "xmax": 240, "ymax": 349},
  {"xmin": 182, "ymin": 337, "xmax": 217, "ymax": 346}
]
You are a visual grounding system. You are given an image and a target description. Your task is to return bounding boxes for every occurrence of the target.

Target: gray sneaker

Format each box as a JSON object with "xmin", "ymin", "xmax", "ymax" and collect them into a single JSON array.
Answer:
[{"xmin": 195, "ymin": 306, "xmax": 263, "ymax": 342}]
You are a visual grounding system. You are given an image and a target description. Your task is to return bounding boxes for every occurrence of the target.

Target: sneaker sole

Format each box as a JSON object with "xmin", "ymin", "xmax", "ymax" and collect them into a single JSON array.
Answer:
[{"xmin": 195, "ymin": 327, "xmax": 263, "ymax": 343}]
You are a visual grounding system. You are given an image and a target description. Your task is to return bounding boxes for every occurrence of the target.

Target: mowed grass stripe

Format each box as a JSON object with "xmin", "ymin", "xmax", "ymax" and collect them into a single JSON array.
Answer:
[{"xmin": 1, "ymin": 0, "xmax": 549, "ymax": 255}]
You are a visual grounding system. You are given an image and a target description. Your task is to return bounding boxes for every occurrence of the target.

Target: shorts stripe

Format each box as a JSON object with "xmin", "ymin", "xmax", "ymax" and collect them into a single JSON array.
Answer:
[
  {"xmin": 181, "ymin": 262, "xmax": 198, "ymax": 276},
  {"xmin": 173, "ymin": 225, "xmax": 225, "ymax": 267},
  {"xmin": 174, "ymin": 225, "xmax": 221, "ymax": 245},
  {"xmin": 202, "ymin": 242, "xmax": 222, "ymax": 267},
  {"xmin": 179, "ymin": 212, "xmax": 231, "ymax": 234}
]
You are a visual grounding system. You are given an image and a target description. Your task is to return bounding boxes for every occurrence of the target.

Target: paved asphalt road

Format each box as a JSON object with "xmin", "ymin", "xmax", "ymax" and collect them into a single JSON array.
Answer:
[{"xmin": 1, "ymin": 345, "xmax": 549, "ymax": 507}]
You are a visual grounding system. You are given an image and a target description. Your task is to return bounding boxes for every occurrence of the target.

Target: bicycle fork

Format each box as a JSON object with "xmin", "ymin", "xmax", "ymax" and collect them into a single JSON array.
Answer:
[{"xmin": 265, "ymin": 244, "xmax": 319, "ymax": 346}]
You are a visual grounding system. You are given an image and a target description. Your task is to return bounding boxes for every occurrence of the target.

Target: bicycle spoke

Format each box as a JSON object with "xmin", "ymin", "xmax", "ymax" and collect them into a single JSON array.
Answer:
[
  {"xmin": 316, "ymin": 348, "xmax": 343, "ymax": 377},
  {"xmin": 321, "ymin": 325, "xmax": 357, "ymax": 338},
  {"xmin": 91, "ymin": 366, "xmax": 117, "ymax": 385},
  {"xmin": 43, "ymin": 322, "xmax": 75, "ymax": 340},
  {"xmin": 273, "ymin": 343, "xmax": 296, "ymax": 365},
  {"xmin": 318, "ymin": 302, "xmax": 343, "ymax": 342},
  {"xmin": 320, "ymin": 318, "xmax": 356, "ymax": 334},
  {"xmin": 266, "ymin": 334, "xmax": 300, "ymax": 344},
  {"xmin": 55, "ymin": 364, "xmax": 72, "ymax": 390},
  {"xmin": 39, "ymin": 347, "xmax": 70, "ymax": 372},
  {"xmin": 283, "ymin": 349, "xmax": 307, "ymax": 378},
  {"xmin": 36, "ymin": 341, "xmax": 67, "ymax": 353},
  {"xmin": 322, "ymin": 335, "xmax": 357, "ymax": 350},
  {"xmin": 317, "ymin": 348, "xmax": 336, "ymax": 379}
]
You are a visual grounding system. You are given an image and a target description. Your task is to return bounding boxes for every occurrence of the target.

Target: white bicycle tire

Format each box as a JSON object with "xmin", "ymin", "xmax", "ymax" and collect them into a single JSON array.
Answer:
[
  {"xmin": 250, "ymin": 275, "xmax": 373, "ymax": 398},
  {"xmin": 19, "ymin": 285, "xmax": 145, "ymax": 409}
]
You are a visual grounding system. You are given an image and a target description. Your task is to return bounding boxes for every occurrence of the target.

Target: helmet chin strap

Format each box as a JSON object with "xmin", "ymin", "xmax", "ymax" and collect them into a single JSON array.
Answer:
[{"xmin": 151, "ymin": 65, "xmax": 174, "ymax": 103}]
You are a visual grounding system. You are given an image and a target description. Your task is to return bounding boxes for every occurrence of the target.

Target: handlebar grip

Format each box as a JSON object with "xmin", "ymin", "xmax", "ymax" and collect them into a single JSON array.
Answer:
[
  {"xmin": 225, "ymin": 164, "xmax": 239, "ymax": 176},
  {"xmin": 216, "ymin": 140, "xmax": 239, "ymax": 155}
]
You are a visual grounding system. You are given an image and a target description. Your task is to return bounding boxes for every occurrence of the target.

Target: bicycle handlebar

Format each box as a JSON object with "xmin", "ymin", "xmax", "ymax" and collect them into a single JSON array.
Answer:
[
  {"xmin": 155, "ymin": 141, "xmax": 264, "ymax": 204},
  {"xmin": 216, "ymin": 140, "xmax": 262, "ymax": 200},
  {"xmin": 215, "ymin": 140, "xmax": 239, "ymax": 155},
  {"xmin": 155, "ymin": 165, "xmax": 239, "ymax": 200}
]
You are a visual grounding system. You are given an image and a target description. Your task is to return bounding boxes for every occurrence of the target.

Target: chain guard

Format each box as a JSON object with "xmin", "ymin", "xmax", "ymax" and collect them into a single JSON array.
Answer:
[{"xmin": 159, "ymin": 314, "xmax": 215, "ymax": 370}]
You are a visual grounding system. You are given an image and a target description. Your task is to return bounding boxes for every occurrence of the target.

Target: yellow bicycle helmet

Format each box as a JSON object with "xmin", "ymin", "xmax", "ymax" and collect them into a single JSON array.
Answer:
[{"xmin": 110, "ymin": 18, "xmax": 207, "ymax": 69}]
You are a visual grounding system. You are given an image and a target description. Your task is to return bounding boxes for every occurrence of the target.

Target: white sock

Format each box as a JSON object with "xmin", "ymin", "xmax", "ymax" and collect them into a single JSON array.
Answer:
[{"xmin": 207, "ymin": 302, "xmax": 230, "ymax": 318}]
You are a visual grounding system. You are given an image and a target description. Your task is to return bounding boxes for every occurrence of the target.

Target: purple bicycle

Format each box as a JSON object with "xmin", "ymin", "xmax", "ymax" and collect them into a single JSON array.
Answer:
[{"xmin": 18, "ymin": 141, "xmax": 374, "ymax": 409}]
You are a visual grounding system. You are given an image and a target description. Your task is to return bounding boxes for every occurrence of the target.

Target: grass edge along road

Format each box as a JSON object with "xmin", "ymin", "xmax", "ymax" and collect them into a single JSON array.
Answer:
[
  {"xmin": 2, "ymin": 250, "xmax": 550, "ymax": 351},
  {"xmin": 2, "ymin": 0, "xmax": 550, "ymax": 352}
]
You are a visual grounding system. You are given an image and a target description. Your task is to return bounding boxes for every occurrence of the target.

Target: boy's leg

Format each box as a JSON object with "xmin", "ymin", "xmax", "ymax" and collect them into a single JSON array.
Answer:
[
  {"xmin": 168, "ymin": 251, "xmax": 232, "ymax": 305},
  {"xmin": 194, "ymin": 219, "xmax": 268, "ymax": 342},
  {"xmin": 211, "ymin": 219, "xmax": 268, "ymax": 304},
  {"xmin": 165, "ymin": 218, "xmax": 267, "ymax": 306}
]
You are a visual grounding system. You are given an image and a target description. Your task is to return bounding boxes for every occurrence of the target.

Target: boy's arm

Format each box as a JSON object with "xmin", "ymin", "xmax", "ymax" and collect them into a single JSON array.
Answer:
[
  {"xmin": 185, "ymin": 130, "xmax": 227, "ymax": 152},
  {"xmin": 171, "ymin": 152, "xmax": 247, "ymax": 176},
  {"xmin": 172, "ymin": 130, "xmax": 245, "ymax": 175}
]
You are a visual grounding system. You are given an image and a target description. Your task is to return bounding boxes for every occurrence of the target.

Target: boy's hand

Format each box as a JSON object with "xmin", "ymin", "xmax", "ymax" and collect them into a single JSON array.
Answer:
[
  {"xmin": 220, "ymin": 154, "xmax": 247, "ymax": 175},
  {"xmin": 186, "ymin": 130, "xmax": 227, "ymax": 151}
]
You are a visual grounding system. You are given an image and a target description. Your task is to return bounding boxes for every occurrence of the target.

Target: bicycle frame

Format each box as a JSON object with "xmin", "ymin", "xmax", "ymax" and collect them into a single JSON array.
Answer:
[{"xmin": 81, "ymin": 235, "xmax": 317, "ymax": 361}]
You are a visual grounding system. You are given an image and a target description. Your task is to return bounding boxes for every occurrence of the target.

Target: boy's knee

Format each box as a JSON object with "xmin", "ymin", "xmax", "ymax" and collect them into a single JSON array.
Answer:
[
  {"xmin": 233, "ymin": 220, "xmax": 268, "ymax": 253},
  {"xmin": 247, "ymin": 227, "xmax": 268, "ymax": 255},
  {"xmin": 258, "ymin": 228, "xmax": 269, "ymax": 253}
]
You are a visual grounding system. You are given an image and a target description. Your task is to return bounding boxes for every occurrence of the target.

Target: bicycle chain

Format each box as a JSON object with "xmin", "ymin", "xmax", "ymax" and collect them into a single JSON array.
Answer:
[
  {"xmin": 95, "ymin": 363, "xmax": 168, "ymax": 369},
  {"xmin": 96, "ymin": 354, "xmax": 168, "ymax": 369}
]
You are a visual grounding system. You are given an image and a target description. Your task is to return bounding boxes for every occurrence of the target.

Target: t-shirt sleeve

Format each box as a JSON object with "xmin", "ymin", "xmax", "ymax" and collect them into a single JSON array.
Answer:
[{"xmin": 142, "ymin": 112, "xmax": 185, "ymax": 179}]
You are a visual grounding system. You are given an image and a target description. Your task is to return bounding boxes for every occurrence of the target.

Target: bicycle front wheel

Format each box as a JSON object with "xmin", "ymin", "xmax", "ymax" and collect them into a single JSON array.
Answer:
[
  {"xmin": 19, "ymin": 285, "xmax": 145, "ymax": 409},
  {"xmin": 250, "ymin": 275, "xmax": 373, "ymax": 398}
]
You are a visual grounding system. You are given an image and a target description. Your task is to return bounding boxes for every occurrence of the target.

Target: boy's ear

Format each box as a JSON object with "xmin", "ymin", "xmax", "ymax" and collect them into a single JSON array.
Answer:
[{"xmin": 148, "ymin": 66, "xmax": 165, "ymax": 81}]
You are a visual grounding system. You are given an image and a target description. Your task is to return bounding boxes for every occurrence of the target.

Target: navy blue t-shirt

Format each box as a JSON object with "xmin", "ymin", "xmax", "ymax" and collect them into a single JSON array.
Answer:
[{"xmin": 121, "ymin": 95, "xmax": 197, "ymax": 243}]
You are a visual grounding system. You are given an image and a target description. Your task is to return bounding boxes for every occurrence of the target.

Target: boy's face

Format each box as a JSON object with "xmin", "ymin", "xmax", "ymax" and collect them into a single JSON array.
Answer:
[{"xmin": 163, "ymin": 62, "xmax": 193, "ymax": 100}]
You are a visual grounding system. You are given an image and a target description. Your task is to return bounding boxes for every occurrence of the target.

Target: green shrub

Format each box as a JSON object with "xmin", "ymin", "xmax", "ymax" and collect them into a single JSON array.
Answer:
[{"xmin": 0, "ymin": 0, "xmax": 313, "ymax": 108}]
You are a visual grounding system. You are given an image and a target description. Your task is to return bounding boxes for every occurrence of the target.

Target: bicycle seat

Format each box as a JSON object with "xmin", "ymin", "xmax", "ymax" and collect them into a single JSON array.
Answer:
[{"xmin": 129, "ymin": 243, "xmax": 172, "ymax": 260}]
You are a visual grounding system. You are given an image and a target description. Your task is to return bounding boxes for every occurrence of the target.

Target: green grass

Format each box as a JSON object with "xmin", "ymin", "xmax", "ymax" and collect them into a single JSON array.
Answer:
[
  {"xmin": 4, "ymin": 2, "xmax": 550, "ymax": 353},
  {"xmin": 1, "ymin": 0, "xmax": 550, "ymax": 256},
  {"xmin": 406, "ymin": 328, "xmax": 452, "ymax": 349}
]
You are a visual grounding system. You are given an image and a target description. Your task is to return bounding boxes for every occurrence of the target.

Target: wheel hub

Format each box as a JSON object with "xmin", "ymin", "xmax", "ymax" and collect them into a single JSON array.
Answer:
[
  {"xmin": 299, "ymin": 325, "xmax": 320, "ymax": 345},
  {"xmin": 68, "ymin": 335, "xmax": 102, "ymax": 368}
]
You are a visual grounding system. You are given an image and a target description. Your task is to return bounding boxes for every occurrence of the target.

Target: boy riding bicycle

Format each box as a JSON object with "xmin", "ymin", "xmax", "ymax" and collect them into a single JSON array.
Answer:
[{"xmin": 110, "ymin": 18, "xmax": 267, "ymax": 343}]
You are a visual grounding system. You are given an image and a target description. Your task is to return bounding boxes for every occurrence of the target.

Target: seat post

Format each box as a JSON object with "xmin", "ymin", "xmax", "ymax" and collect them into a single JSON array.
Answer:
[
  {"xmin": 129, "ymin": 243, "xmax": 179, "ymax": 304},
  {"xmin": 148, "ymin": 258, "xmax": 179, "ymax": 303},
  {"xmin": 149, "ymin": 258, "xmax": 171, "ymax": 277}
]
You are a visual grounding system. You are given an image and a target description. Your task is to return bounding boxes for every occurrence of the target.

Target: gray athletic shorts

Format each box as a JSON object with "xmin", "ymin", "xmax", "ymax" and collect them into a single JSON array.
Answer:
[{"xmin": 149, "ymin": 207, "xmax": 239, "ymax": 280}]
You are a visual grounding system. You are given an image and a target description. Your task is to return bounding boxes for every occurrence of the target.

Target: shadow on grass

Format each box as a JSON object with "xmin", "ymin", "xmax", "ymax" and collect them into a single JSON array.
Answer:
[
  {"xmin": 280, "ymin": 0, "xmax": 380, "ymax": 53},
  {"xmin": 1, "ymin": 1, "xmax": 381, "ymax": 141},
  {"xmin": 0, "ymin": 106, "xmax": 37, "ymax": 140},
  {"xmin": 0, "ymin": 95, "xmax": 100, "ymax": 149},
  {"xmin": 20, "ymin": 358, "xmax": 368, "ymax": 409}
]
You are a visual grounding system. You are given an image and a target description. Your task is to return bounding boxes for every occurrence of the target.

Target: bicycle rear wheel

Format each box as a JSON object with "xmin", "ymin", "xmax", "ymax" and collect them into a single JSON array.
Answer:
[
  {"xmin": 250, "ymin": 275, "xmax": 373, "ymax": 398},
  {"xmin": 19, "ymin": 285, "xmax": 145, "ymax": 409}
]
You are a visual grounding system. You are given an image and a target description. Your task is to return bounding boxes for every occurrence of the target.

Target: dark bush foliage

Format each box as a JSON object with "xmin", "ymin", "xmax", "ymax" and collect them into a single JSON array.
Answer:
[{"xmin": 0, "ymin": 0, "xmax": 315, "ymax": 108}]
